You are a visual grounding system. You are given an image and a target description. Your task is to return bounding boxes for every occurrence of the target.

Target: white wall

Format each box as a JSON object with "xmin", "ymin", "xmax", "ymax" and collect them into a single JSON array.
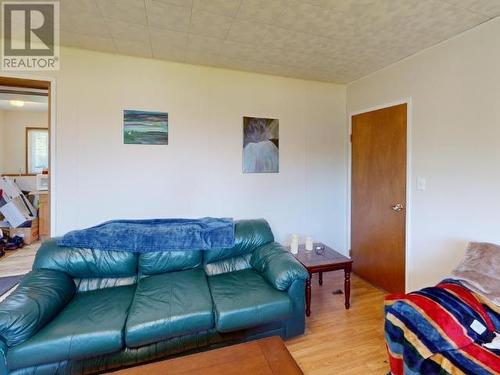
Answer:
[
  {"xmin": 0, "ymin": 110, "xmax": 4, "ymax": 172},
  {"xmin": 16, "ymin": 48, "xmax": 348, "ymax": 250},
  {"xmin": 0, "ymin": 110, "xmax": 48, "ymax": 174},
  {"xmin": 347, "ymin": 18, "xmax": 500, "ymax": 291}
]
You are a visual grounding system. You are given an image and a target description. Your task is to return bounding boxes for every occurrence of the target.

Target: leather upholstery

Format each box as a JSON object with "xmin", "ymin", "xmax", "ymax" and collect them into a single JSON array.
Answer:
[
  {"xmin": 282, "ymin": 279, "xmax": 306, "ymax": 338},
  {"xmin": 203, "ymin": 253, "xmax": 252, "ymax": 276},
  {"xmin": 125, "ymin": 269, "xmax": 213, "ymax": 347},
  {"xmin": 73, "ymin": 276, "xmax": 137, "ymax": 293},
  {"xmin": 34, "ymin": 238, "xmax": 138, "ymax": 278},
  {"xmin": 138, "ymin": 250, "xmax": 201, "ymax": 276},
  {"xmin": 9, "ymin": 330, "xmax": 216, "ymax": 375},
  {"xmin": 250, "ymin": 242, "xmax": 309, "ymax": 290},
  {"xmin": 0, "ymin": 338, "xmax": 7, "ymax": 375},
  {"xmin": 8, "ymin": 324, "xmax": 285, "ymax": 375},
  {"xmin": 1, "ymin": 219, "xmax": 307, "ymax": 374},
  {"xmin": 0, "ymin": 270, "xmax": 75, "ymax": 347},
  {"xmin": 208, "ymin": 269, "xmax": 292, "ymax": 332},
  {"xmin": 203, "ymin": 219, "xmax": 274, "ymax": 265},
  {"xmin": 7, "ymin": 285, "xmax": 135, "ymax": 370}
]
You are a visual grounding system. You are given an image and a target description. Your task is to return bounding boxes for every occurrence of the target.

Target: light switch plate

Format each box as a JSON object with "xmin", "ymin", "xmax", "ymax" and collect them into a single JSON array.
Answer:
[{"xmin": 417, "ymin": 177, "xmax": 426, "ymax": 191}]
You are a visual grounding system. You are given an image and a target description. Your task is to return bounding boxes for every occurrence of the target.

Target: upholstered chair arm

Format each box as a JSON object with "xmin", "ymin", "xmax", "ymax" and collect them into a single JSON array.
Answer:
[
  {"xmin": 0, "ymin": 269, "xmax": 75, "ymax": 348},
  {"xmin": 250, "ymin": 242, "xmax": 308, "ymax": 291}
]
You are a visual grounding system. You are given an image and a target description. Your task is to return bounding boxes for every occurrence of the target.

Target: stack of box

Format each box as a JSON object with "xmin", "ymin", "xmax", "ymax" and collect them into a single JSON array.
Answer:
[{"xmin": 0, "ymin": 177, "xmax": 39, "ymax": 244}]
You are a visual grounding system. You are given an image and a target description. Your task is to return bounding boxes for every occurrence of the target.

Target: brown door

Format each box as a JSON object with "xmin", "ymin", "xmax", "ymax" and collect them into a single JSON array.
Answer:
[{"xmin": 351, "ymin": 104, "xmax": 407, "ymax": 293}]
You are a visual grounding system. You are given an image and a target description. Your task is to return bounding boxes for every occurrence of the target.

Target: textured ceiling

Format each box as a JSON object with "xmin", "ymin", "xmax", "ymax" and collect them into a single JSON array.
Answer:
[{"xmin": 60, "ymin": 0, "xmax": 500, "ymax": 83}]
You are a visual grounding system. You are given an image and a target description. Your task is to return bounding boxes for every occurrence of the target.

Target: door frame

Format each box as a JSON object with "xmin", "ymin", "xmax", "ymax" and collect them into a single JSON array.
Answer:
[
  {"xmin": 347, "ymin": 98, "xmax": 413, "ymax": 292},
  {"xmin": 0, "ymin": 72, "xmax": 58, "ymax": 237}
]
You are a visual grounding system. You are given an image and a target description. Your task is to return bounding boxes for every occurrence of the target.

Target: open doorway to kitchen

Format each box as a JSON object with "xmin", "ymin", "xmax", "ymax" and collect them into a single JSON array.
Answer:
[{"xmin": 0, "ymin": 76, "xmax": 51, "ymax": 266}]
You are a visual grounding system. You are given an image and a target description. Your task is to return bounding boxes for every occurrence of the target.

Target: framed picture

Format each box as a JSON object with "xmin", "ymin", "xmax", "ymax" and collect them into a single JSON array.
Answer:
[
  {"xmin": 243, "ymin": 116, "xmax": 279, "ymax": 173},
  {"xmin": 123, "ymin": 110, "xmax": 168, "ymax": 145}
]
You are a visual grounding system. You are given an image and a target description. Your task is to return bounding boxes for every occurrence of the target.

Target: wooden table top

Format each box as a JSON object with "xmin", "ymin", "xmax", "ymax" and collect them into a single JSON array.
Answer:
[
  {"xmin": 293, "ymin": 243, "xmax": 352, "ymax": 268},
  {"xmin": 112, "ymin": 336, "xmax": 303, "ymax": 375}
]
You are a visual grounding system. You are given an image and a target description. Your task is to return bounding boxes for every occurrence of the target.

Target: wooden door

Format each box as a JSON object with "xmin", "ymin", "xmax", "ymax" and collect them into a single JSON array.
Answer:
[{"xmin": 351, "ymin": 104, "xmax": 407, "ymax": 293}]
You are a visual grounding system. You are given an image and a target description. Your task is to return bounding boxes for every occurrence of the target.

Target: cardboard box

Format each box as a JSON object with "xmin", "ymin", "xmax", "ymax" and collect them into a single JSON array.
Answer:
[
  {"xmin": 0, "ymin": 177, "xmax": 37, "ymax": 227},
  {"xmin": 2, "ymin": 218, "xmax": 39, "ymax": 245}
]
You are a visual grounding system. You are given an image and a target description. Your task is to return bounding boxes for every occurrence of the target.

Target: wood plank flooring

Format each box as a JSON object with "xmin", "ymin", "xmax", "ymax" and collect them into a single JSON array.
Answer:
[
  {"xmin": 286, "ymin": 271, "xmax": 389, "ymax": 375},
  {"xmin": 0, "ymin": 242, "xmax": 39, "ymax": 277},
  {"xmin": 0, "ymin": 245, "xmax": 389, "ymax": 374}
]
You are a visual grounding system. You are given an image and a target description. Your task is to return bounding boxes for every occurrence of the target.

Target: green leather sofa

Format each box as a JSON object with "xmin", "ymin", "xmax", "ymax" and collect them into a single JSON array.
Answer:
[{"xmin": 0, "ymin": 219, "xmax": 308, "ymax": 375}]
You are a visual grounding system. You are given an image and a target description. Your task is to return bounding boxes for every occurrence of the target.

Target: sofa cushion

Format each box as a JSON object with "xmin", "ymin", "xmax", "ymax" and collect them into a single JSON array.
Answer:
[
  {"xmin": 7, "ymin": 285, "xmax": 135, "ymax": 370},
  {"xmin": 204, "ymin": 253, "xmax": 252, "ymax": 276},
  {"xmin": 208, "ymin": 269, "xmax": 292, "ymax": 332},
  {"xmin": 203, "ymin": 219, "xmax": 274, "ymax": 265},
  {"xmin": 34, "ymin": 238, "xmax": 138, "ymax": 278},
  {"xmin": 138, "ymin": 250, "xmax": 202, "ymax": 276},
  {"xmin": 125, "ymin": 269, "xmax": 214, "ymax": 348},
  {"xmin": 73, "ymin": 276, "xmax": 138, "ymax": 292}
]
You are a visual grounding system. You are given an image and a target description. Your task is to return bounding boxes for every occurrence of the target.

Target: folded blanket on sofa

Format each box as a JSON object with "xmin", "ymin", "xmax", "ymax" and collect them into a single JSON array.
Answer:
[{"xmin": 57, "ymin": 218, "xmax": 235, "ymax": 252}]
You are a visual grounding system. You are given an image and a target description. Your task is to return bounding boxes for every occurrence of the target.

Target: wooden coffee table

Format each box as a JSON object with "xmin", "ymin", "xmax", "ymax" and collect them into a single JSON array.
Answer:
[
  {"xmin": 112, "ymin": 336, "xmax": 303, "ymax": 375},
  {"xmin": 293, "ymin": 243, "xmax": 353, "ymax": 316}
]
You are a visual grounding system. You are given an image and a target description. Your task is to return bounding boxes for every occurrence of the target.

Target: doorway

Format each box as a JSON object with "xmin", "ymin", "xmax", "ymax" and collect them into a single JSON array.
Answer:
[
  {"xmin": 350, "ymin": 103, "xmax": 407, "ymax": 293},
  {"xmin": 0, "ymin": 76, "xmax": 51, "ymax": 243}
]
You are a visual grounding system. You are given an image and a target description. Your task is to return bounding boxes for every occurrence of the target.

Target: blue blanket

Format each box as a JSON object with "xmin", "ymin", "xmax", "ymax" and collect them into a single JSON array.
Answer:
[{"xmin": 57, "ymin": 218, "xmax": 235, "ymax": 252}]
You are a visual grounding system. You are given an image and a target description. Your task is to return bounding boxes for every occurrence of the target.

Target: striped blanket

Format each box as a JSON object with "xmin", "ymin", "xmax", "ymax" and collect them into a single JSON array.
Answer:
[{"xmin": 385, "ymin": 279, "xmax": 500, "ymax": 375}]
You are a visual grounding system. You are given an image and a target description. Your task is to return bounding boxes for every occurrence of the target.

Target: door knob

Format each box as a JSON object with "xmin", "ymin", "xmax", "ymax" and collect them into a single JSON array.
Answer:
[{"xmin": 392, "ymin": 203, "xmax": 405, "ymax": 212}]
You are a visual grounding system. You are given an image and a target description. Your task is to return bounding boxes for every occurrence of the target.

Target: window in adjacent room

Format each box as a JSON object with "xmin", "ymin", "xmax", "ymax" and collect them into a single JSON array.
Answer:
[{"xmin": 26, "ymin": 127, "xmax": 49, "ymax": 174}]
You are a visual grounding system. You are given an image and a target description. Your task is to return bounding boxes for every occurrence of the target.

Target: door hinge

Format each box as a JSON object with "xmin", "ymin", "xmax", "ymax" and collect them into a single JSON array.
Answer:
[
  {"xmin": 350, "ymin": 134, "xmax": 352, "ymax": 143},
  {"xmin": 349, "ymin": 249, "xmax": 352, "ymax": 257}
]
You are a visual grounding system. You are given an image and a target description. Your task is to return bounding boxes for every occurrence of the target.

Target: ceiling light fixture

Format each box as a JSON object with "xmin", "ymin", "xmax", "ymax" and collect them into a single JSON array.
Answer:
[{"xmin": 9, "ymin": 100, "xmax": 25, "ymax": 107}]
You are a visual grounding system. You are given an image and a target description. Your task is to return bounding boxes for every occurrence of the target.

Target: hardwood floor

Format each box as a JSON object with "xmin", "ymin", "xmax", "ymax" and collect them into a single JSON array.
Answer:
[
  {"xmin": 286, "ymin": 271, "xmax": 389, "ymax": 375},
  {"xmin": 0, "ymin": 242, "xmax": 39, "ymax": 277}
]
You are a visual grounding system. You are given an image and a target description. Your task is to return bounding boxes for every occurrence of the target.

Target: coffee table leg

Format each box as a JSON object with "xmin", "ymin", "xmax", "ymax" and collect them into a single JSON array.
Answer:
[
  {"xmin": 344, "ymin": 269, "xmax": 351, "ymax": 309},
  {"xmin": 319, "ymin": 272, "xmax": 323, "ymax": 286},
  {"xmin": 306, "ymin": 273, "xmax": 312, "ymax": 317}
]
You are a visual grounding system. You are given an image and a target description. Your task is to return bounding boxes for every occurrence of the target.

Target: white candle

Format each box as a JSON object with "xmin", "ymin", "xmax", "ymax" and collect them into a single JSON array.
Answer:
[
  {"xmin": 305, "ymin": 237, "xmax": 313, "ymax": 251},
  {"xmin": 290, "ymin": 234, "xmax": 299, "ymax": 254}
]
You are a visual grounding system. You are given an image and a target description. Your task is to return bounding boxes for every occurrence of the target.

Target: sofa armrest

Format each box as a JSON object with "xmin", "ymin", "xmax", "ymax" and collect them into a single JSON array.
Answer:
[
  {"xmin": 250, "ymin": 242, "xmax": 308, "ymax": 291},
  {"xmin": 0, "ymin": 269, "xmax": 75, "ymax": 347}
]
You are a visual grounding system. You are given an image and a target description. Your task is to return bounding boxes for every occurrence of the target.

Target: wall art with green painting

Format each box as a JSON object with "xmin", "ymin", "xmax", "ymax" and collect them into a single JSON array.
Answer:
[{"xmin": 123, "ymin": 110, "xmax": 168, "ymax": 145}]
